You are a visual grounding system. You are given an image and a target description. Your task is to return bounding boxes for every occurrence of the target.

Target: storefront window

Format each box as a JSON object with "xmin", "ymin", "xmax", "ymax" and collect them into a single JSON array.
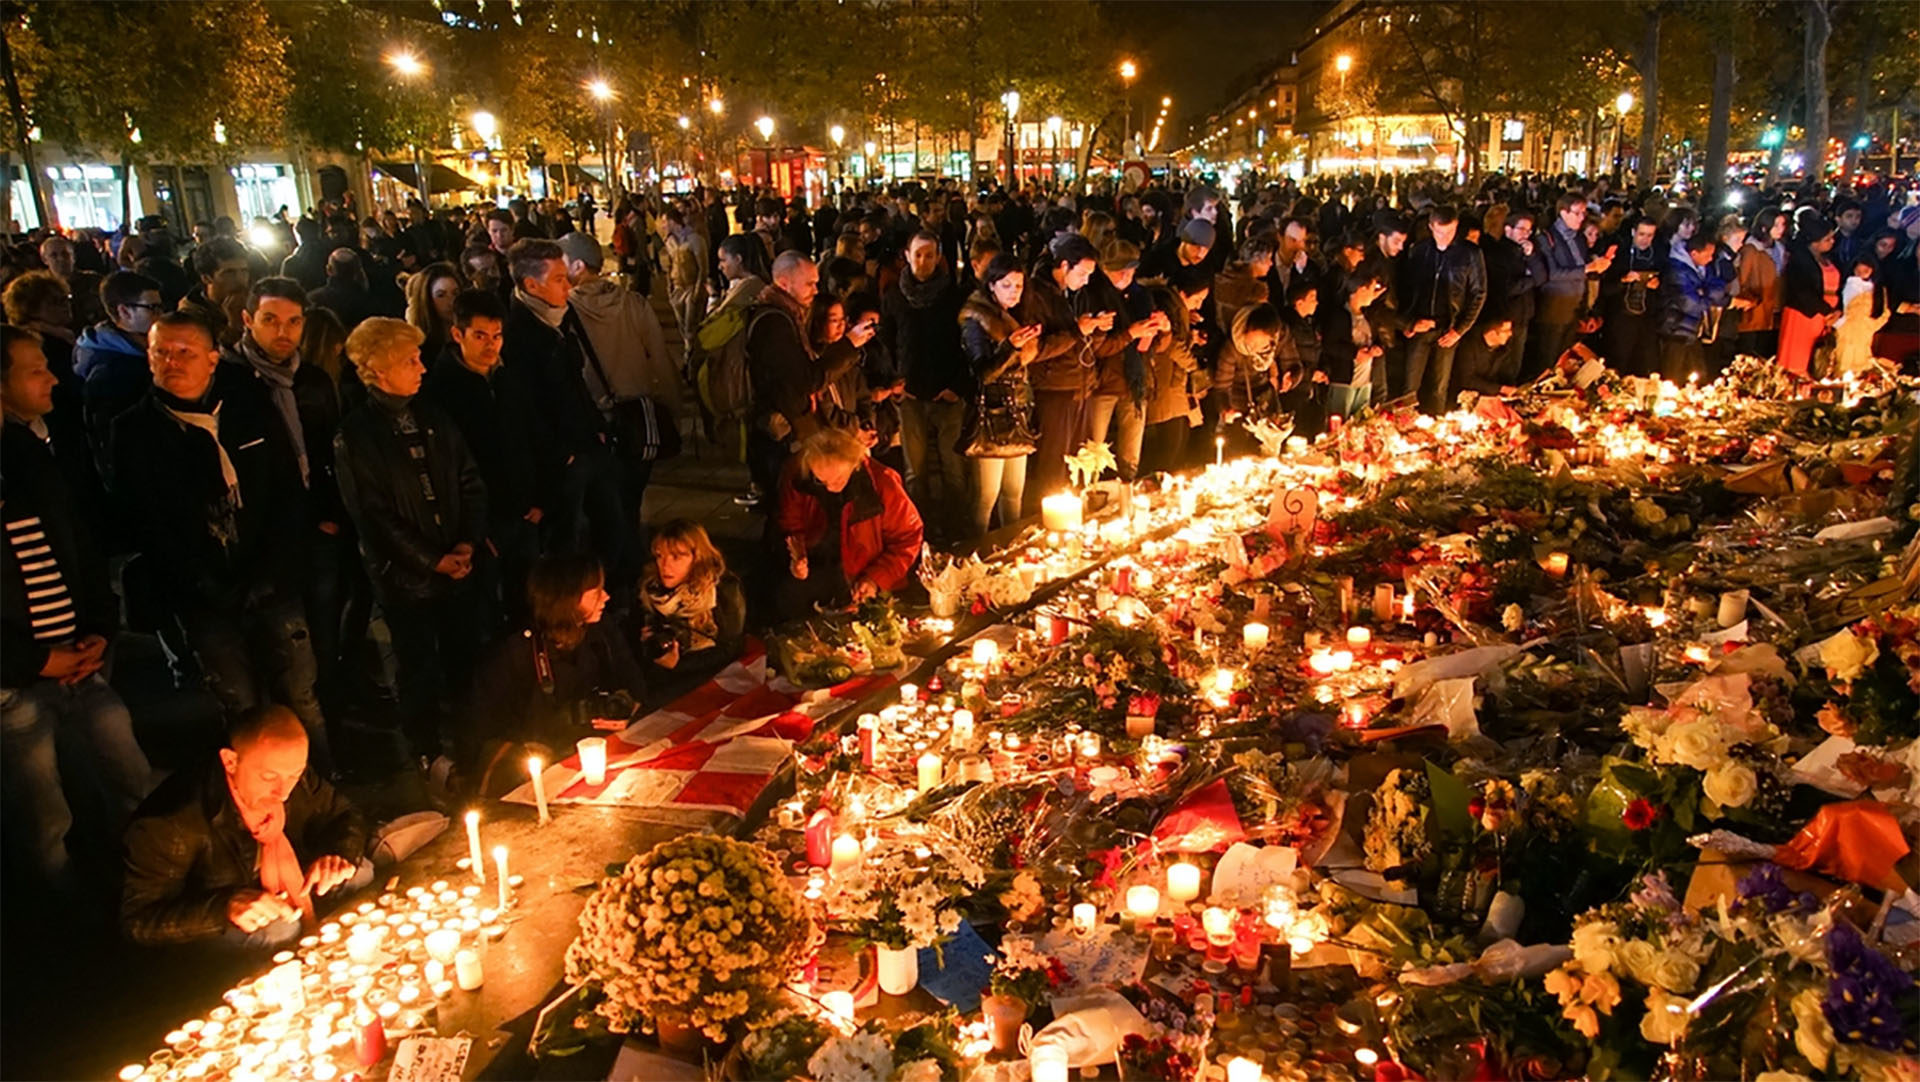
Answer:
[
  {"xmin": 44, "ymin": 164, "xmax": 131, "ymax": 232},
  {"xmin": 232, "ymin": 164, "xmax": 299, "ymax": 223}
]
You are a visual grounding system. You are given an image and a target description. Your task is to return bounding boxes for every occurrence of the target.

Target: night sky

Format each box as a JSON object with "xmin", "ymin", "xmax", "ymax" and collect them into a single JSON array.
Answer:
[{"xmin": 1101, "ymin": 0, "xmax": 1334, "ymax": 143}]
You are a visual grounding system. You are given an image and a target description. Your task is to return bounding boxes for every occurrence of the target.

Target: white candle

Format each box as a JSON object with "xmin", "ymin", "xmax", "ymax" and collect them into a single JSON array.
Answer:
[
  {"xmin": 1346, "ymin": 626, "xmax": 1372, "ymax": 647},
  {"xmin": 1040, "ymin": 492, "xmax": 1083, "ymax": 532},
  {"xmin": 1213, "ymin": 669, "xmax": 1236, "ymax": 695},
  {"xmin": 1308, "ymin": 649, "xmax": 1337, "ymax": 675},
  {"xmin": 1372, "ymin": 583, "xmax": 1396, "ymax": 622},
  {"xmin": 1332, "ymin": 649, "xmax": 1355, "ymax": 671},
  {"xmin": 1126, "ymin": 885, "xmax": 1161, "ymax": 921},
  {"xmin": 916, "ymin": 752, "xmax": 942, "ymax": 791},
  {"xmin": 1215, "ymin": 435, "xmax": 1226, "ymax": 466},
  {"xmin": 576, "ymin": 737, "xmax": 607, "ymax": 787},
  {"xmin": 454, "ymin": 949, "xmax": 483, "ymax": 991},
  {"xmin": 951, "ymin": 709, "xmax": 974, "ymax": 745},
  {"xmin": 492, "ymin": 846, "xmax": 509, "ymax": 911},
  {"xmin": 346, "ymin": 927, "xmax": 381, "ymax": 965},
  {"xmin": 1227, "ymin": 1056, "xmax": 1263, "ymax": 1082},
  {"xmin": 1202, "ymin": 905, "xmax": 1236, "ymax": 942},
  {"xmin": 821, "ymin": 990, "xmax": 855, "ymax": 1027},
  {"xmin": 424, "ymin": 928, "xmax": 460, "ymax": 965},
  {"xmin": 1032, "ymin": 1045, "xmax": 1070, "ymax": 1082},
  {"xmin": 528, "ymin": 755, "xmax": 549, "ymax": 824},
  {"xmin": 1166, "ymin": 861, "xmax": 1202, "ymax": 902},
  {"xmin": 971, "ymin": 639, "xmax": 999, "ymax": 667},
  {"xmin": 1243, "ymin": 622, "xmax": 1269, "ymax": 651},
  {"xmin": 1717, "ymin": 589, "xmax": 1749, "ymax": 628},
  {"xmin": 899, "ymin": 682, "xmax": 918, "ymax": 705},
  {"xmin": 463, "ymin": 810, "xmax": 485, "ymax": 884},
  {"xmin": 1077, "ymin": 731, "xmax": 1102, "ymax": 759},
  {"xmin": 830, "ymin": 834, "xmax": 861, "ymax": 875},
  {"xmin": 424, "ymin": 960, "xmax": 445, "ymax": 986},
  {"xmin": 1072, "ymin": 902, "xmax": 1098, "ymax": 935}
]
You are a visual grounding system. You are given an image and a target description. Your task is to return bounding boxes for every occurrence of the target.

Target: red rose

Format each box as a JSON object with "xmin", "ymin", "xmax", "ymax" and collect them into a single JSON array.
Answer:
[{"xmin": 1622, "ymin": 798, "xmax": 1661, "ymax": 831}]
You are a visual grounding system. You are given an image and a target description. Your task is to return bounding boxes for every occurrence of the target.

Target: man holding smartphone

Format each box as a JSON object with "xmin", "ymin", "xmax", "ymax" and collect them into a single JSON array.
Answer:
[{"xmin": 881, "ymin": 232, "xmax": 967, "ymax": 542}]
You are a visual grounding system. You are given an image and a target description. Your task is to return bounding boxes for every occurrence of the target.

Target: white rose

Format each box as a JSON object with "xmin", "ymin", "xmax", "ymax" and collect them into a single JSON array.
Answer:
[
  {"xmin": 1819, "ymin": 630, "xmax": 1880, "ymax": 683},
  {"xmin": 1639, "ymin": 987, "xmax": 1690, "ymax": 1045},
  {"xmin": 1570, "ymin": 920, "xmax": 1621, "ymax": 973},
  {"xmin": 1502, "ymin": 604, "xmax": 1525, "ymax": 632},
  {"xmin": 1667, "ymin": 723, "xmax": 1724, "ymax": 771},
  {"xmin": 1616, "ymin": 939, "xmax": 1659, "ymax": 985},
  {"xmin": 1702, "ymin": 762, "xmax": 1758, "ymax": 809},
  {"xmin": 1649, "ymin": 950, "xmax": 1700, "ymax": 994}
]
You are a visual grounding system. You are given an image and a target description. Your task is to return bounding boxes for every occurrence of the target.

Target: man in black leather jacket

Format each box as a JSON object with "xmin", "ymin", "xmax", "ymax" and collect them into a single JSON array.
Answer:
[{"xmin": 1396, "ymin": 205, "xmax": 1487, "ymax": 415}]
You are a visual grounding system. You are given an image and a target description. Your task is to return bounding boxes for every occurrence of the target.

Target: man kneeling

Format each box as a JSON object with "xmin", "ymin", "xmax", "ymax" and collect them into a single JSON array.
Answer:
[{"xmin": 122, "ymin": 706, "xmax": 371, "ymax": 948}]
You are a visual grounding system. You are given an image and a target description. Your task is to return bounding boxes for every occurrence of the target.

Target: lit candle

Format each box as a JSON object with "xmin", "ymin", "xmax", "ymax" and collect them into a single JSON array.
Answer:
[
  {"xmin": 916, "ymin": 752, "xmax": 942, "ymax": 791},
  {"xmin": 830, "ymin": 833, "xmax": 861, "ymax": 875},
  {"xmin": 1213, "ymin": 669, "xmax": 1236, "ymax": 695},
  {"xmin": 858, "ymin": 714, "xmax": 879, "ymax": 769},
  {"xmin": 971, "ymin": 638, "xmax": 999, "ymax": 667},
  {"xmin": 1331, "ymin": 649, "xmax": 1355, "ymax": 671},
  {"xmin": 1684, "ymin": 643, "xmax": 1712, "ymax": 665},
  {"xmin": 576, "ymin": 737, "xmax": 607, "ymax": 787},
  {"xmin": 899, "ymin": 683, "xmax": 918, "ymax": 705},
  {"xmin": 424, "ymin": 928, "xmax": 460, "ymax": 965},
  {"xmin": 821, "ymin": 990, "xmax": 856, "ymax": 1028},
  {"xmin": 1401, "ymin": 590, "xmax": 1415, "ymax": 622},
  {"xmin": 1166, "ymin": 861, "xmax": 1202, "ymax": 902},
  {"xmin": 454, "ymin": 949, "xmax": 483, "ymax": 991},
  {"xmin": 1227, "ymin": 1056, "xmax": 1263, "ymax": 1082},
  {"xmin": 1040, "ymin": 492, "xmax": 1083, "ymax": 532},
  {"xmin": 1345, "ymin": 626, "xmax": 1371, "ymax": 647},
  {"xmin": 1031, "ymin": 1045, "xmax": 1070, "ymax": 1082},
  {"xmin": 1343, "ymin": 701, "xmax": 1369, "ymax": 729},
  {"xmin": 1126, "ymin": 885, "xmax": 1161, "ymax": 922},
  {"xmin": 1215, "ymin": 435, "xmax": 1226, "ymax": 466},
  {"xmin": 463, "ymin": 810, "xmax": 486, "ymax": 884},
  {"xmin": 527, "ymin": 755, "xmax": 550, "ymax": 825},
  {"xmin": 1202, "ymin": 905, "xmax": 1236, "ymax": 943},
  {"xmin": 1308, "ymin": 649, "xmax": 1337, "ymax": 675},
  {"xmin": 1372, "ymin": 583, "xmax": 1396, "ymax": 622},
  {"xmin": 1072, "ymin": 902, "xmax": 1098, "ymax": 935},
  {"xmin": 951, "ymin": 709, "xmax": 974, "ymax": 745},
  {"xmin": 346, "ymin": 926, "xmax": 381, "ymax": 965},
  {"xmin": 1242, "ymin": 622, "xmax": 1269, "ymax": 651},
  {"xmin": 1077, "ymin": 731, "xmax": 1101, "ymax": 759},
  {"xmin": 1643, "ymin": 606, "xmax": 1669, "ymax": 629},
  {"xmin": 492, "ymin": 846, "xmax": 509, "ymax": 911},
  {"xmin": 1545, "ymin": 551, "xmax": 1570, "ymax": 578}
]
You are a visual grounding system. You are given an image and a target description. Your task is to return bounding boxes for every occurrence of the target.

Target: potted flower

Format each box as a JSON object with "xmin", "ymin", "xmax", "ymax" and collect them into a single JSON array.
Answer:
[
  {"xmin": 563, "ymin": 835, "xmax": 814, "ymax": 1050},
  {"xmin": 983, "ymin": 936, "xmax": 1071, "ymax": 1053},
  {"xmin": 818, "ymin": 836, "xmax": 982, "ymax": 997}
]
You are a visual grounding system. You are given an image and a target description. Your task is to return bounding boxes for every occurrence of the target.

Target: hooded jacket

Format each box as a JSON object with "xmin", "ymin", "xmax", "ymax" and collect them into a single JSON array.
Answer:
[
  {"xmin": 567, "ymin": 276, "xmax": 680, "ymax": 412},
  {"xmin": 74, "ymin": 321, "xmax": 150, "ymax": 469},
  {"xmin": 1213, "ymin": 306, "xmax": 1281, "ymax": 413},
  {"xmin": 1658, "ymin": 255, "xmax": 1732, "ymax": 340},
  {"xmin": 1141, "ymin": 285, "xmax": 1204, "ymax": 426}
]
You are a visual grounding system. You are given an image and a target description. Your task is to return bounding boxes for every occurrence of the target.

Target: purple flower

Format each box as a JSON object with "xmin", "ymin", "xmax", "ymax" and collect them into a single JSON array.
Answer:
[
  {"xmin": 1631, "ymin": 871, "xmax": 1680, "ymax": 914},
  {"xmin": 1736, "ymin": 863, "xmax": 1816, "ymax": 914},
  {"xmin": 1822, "ymin": 921, "xmax": 1919, "ymax": 1053}
]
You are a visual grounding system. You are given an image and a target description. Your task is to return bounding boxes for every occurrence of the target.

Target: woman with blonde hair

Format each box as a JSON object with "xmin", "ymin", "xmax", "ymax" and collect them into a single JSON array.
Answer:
[
  {"xmin": 638, "ymin": 519, "xmax": 745, "ymax": 688},
  {"xmin": 404, "ymin": 261, "xmax": 462, "ymax": 365},
  {"xmin": 771, "ymin": 426, "xmax": 923, "ymax": 620}
]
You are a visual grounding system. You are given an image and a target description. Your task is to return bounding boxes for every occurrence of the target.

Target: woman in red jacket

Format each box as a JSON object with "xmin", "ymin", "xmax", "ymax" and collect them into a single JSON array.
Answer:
[{"xmin": 773, "ymin": 427, "xmax": 924, "ymax": 620}]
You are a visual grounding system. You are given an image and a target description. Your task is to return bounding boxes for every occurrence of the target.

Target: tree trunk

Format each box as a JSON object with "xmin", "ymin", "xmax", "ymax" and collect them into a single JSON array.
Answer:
[
  {"xmin": 119, "ymin": 150, "xmax": 132, "ymax": 232},
  {"xmin": 1635, "ymin": 7, "xmax": 1662, "ymax": 184},
  {"xmin": 1803, "ymin": 0, "xmax": 1832, "ymax": 181},
  {"xmin": 0, "ymin": 23, "xmax": 49, "ymax": 229},
  {"xmin": 1839, "ymin": 30, "xmax": 1874, "ymax": 184},
  {"xmin": 1705, "ymin": 43, "xmax": 1734, "ymax": 202}
]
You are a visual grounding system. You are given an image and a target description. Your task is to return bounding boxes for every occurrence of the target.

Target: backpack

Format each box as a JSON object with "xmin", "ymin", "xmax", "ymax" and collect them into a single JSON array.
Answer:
[{"xmin": 692, "ymin": 304, "xmax": 780, "ymax": 462}]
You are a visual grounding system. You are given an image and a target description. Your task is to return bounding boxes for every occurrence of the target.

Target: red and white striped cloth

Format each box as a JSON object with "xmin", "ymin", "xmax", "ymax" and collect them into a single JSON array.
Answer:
[{"xmin": 502, "ymin": 643, "xmax": 896, "ymax": 819}]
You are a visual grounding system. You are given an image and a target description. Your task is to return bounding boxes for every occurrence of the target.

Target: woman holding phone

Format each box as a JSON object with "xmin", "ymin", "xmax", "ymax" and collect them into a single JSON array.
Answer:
[{"xmin": 958, "ymin": 253, "xmax": 1045, "ymax": 539}]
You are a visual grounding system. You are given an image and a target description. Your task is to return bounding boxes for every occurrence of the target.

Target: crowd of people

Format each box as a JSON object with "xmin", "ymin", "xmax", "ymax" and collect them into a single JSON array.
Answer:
[{"xmin": 3, "ymin": 166, "xmax": 1918, "ymax": 951}]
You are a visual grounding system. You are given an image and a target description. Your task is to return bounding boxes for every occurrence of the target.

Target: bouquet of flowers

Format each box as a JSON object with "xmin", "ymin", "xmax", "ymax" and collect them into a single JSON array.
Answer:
[
  {"xmin": 816, "ymin": 835, "xmax": 983, "ymax": 951},
  {"xmin": 808, "ymin": 1016, "xmax": 961, "ymax": 1082},
  {"xmin": 564, "ymin": 835, "xmax": 814, "ymax": 1042},
  {"xmin": 1364, "ymin": 768, "xmax": 1433, "ymax": 883},
  {"xmin": 1117, "ymin": 1033, "xmax": 1199, "ymax": 1082},
  {"xmin": 1617, "ymin": 672, "xmax": 1790, "ymax": 818},
  {"xmin": 734, "ymin": 1011, "xmax": 834, "ymax": 1080},
  {"xmin": 1807, "ymin": 605, "xmax": 1920, "ymax": 747},
  {"xmin": 987, "ymin": 935, "xmax": 1072, "ymax": 1006},
  {"xmin": 1544, "ymin": 867, "xmax": 1920, "ymax": 1081}
]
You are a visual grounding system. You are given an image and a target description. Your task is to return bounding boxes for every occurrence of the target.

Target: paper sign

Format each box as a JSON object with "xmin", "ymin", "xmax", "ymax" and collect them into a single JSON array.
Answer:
[
  {"xmin": 1267, "ymin": 485, "xmax": 1320, "ymax": 538},
  {"xmin": 391, "ymin": 1037, "xmax": 471, "ymax": 1082},
  {"xmin": 1208, "ymin": 842, "xmax": 1299, "ymax": 906}
]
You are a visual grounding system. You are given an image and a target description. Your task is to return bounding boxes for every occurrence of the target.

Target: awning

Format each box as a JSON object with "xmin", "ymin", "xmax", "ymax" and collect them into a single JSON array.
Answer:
[
  {"xmin": 539, "ymin": 163, "xmax": 605, "ymax": 187},
  {"xmin": 373, "ymin": 161, "xmax": 481, "ymax": 193}
]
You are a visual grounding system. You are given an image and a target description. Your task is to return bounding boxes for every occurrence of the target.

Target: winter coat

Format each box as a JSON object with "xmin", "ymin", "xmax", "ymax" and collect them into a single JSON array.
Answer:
[
  {"xmin": 218, "ymin": 352, "xmax": 345, "ymax": 529},
  {"xmin": 1141, "ymin": 285, "xmax": 1204, "ymax": 426},
  {"xmin": 502, "ymin": 297, "xmax": 609, "ymax": 462},
  {"xmin": 73, "ymin": 322, "xmax": 150, "ymax": 470},
  {"xmin": 1782, "ymin": 243, "xmax": 1839, "ymax": 320},
  {"xmin": 1021, "ymin": 272, "xmax": 1109, "ymax": 395},
  {"xmin": 333, "ymin": 391, "xmax": 488, "ymax": 604},
  {"xmin": 1537, "ymin": 218, "xmax": 1592, "ymax": 322},
  {"xmin": 469, "ymin": 621, "xmax": 645, "ymax": 751},
  {"xmin": 1396, "ymin": 238, "xmax": 1488, "ymax": 336},
  {"xmin": 1736, "ymin": 240, "xmax": 1784, "ymax": 333},
  {"xmin": 1658, "ymin": 255, "xmax": 1732, "ymax": 340},
  {"xmin": 110, "ymin": 370, "xmax": 307, "ymax": 613},
  {"xmin": 568, "ymin": 277, "xmax": 680, "ymax": 412},
  {"xmin": 1, "ymin": 419, "xmax": 117, "ymax": 689},
  {"xmin": 774, "ymin": 457, "xmax": 923, "ymax": 593},
  {"xmin": 882, "ymin": 267, "xmax": 969, "ymax": 400},
  {"xmin": 420, "ymin": 352, "xmax": 555, "ymax": 524}
]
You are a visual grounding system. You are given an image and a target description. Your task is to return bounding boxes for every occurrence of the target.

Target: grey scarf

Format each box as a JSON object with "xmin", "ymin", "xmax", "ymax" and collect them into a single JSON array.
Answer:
[{"xmin": 235, "ymin": 336, "xmax": 309, "ymax": 486}]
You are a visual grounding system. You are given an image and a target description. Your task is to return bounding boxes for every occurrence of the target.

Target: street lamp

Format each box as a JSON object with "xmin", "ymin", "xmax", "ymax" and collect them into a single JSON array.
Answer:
[
  {"xmin": 1611, "ymin": 90, "xmax": 1635, "ymax": 182},
  {"xmin": 471, "ymin": 110, "xmax": 497, "ymax": 145},
  {"xmin": 755, "ymin": 115, "xmax": 775, "ymax": 143},
  {"xmin": 829, "ymin": 124, "xmax": 845, "ymax": 190},
  {"xmin": 1334, "ymin": 52, "xmax": 1352, "ymax": 75},
  {"xmin": 386, "ymin": 49, "xmax": 430, "ymax": 208},
  {"xmin": 1001, "ymin": 90, "xmax": 1021, "ymax": 186},
  {"xmin": 864, "ymin": 140, "xmax": 877, "ymax": 186},
  {"xmin": 586, "ymin": 78, "xmax": 619, "ymax": 200},
  {"xmin": 1118, "ymin": 59, "xmax": 1138, "ymax": 157},
  {"xmin": 1047, "ymin": 115, "xmax": 1063, "ymax": 183},
  {"xmin": 709, "ymin": 97, "xmax": 725, "ymax": 115}
]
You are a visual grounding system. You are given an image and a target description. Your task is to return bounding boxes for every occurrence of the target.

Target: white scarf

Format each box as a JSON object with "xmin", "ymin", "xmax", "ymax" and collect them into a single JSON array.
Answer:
[{"xmin": 162, "ymin": 401, "xmax": 242, "ymax": 507}]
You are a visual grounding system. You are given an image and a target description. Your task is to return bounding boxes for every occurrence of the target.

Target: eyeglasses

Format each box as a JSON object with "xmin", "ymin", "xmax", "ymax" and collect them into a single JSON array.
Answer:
[{"xmin": 125, "ymin": 302, "xmax": 166, "ymax": 312}]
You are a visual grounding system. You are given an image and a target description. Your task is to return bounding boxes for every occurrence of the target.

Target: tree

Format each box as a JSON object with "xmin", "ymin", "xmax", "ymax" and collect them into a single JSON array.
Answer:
[{"xmin": 1803, "ymin": 0, "xmax": 1832, "ymax": 179}]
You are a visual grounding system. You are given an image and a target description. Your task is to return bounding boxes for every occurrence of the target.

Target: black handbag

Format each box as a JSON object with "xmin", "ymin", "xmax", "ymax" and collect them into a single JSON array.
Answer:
[
  {"xmin": 958, "ymin": 378, "xmax": 1038, "ymax": 459},
  {"xmin": 578, "ymin": 319, "xmax": 682, "ymax": 462}
]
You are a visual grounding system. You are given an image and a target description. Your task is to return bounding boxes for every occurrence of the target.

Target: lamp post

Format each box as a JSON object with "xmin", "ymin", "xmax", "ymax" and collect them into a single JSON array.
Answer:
[
  {"xmin": 1001, "ymin": 90, "xmax": 1021, "ymax": 188},
  {"xmin": 754, "ymin": 115, "xmax": 775, "ymax": 191},
  {"xmin": 863, "ymin": 140, "xmax": 877, "ymax": 187},
  {"xmin": 1611, "ymin": 90, "xmax": 1635, "ymax": 183},
  {"xmin": 386, "ymin": 49, "xmax": 429, "ymax": 209},
  {"xmin": 588, "ymin": 78, "xmax": 617, "ymax": 201},
  {"xmin": 706, "ymin": 96, "xmax": 725, "ymax": 184},
  {"xmin": 471, "ymin": 111, "xmax": 498, "ymax": 201},
  {"xmin": 1047, "ymin": 115, "xmax": 1063, "ymax": 185},
  {"xmin": 1119, "ymin": 59, "xmax": 1138, "ymax": 158},
  {"xmin": 829, "ymin": 124, "xmax": 846, "ymax": 193},
  {"xmin": 676, "ymin": 115, "xmax": 691, "ymax": 187}
]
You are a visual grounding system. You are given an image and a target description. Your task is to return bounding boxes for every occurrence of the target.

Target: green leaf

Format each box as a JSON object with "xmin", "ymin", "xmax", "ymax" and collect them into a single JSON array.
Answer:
[{"xmin": 1425, "ymin": 760, "xmax": 1473, "ymax": 840}]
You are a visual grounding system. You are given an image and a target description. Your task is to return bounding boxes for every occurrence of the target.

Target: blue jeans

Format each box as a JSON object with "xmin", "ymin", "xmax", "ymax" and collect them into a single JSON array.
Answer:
[
  {"xmin": 898, "ymin": 396, "xmax": 968, "ymax": 539},
  {"xmin": 1399, "ymin": 329, "xmax": 1458, "ymax": 416},
  {"xmin": 0, "ymin": 672, "xmax": 152, "ymax": 885}
]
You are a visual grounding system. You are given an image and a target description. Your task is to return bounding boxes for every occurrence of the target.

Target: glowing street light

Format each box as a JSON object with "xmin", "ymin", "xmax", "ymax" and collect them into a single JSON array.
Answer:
[
  {"xmin": 755, "ymin": 115, "xmax": 775, "ymax": 143},
  {"xmin": 1119, "ymin": 59, "xmax": 1137, "ymax": 82},
  {"xmin": 587, "ymin": 78, "xmax": 614, "ymax": 103},
  {"xmin": 829, "ymin": 124, "xmax": 846, "ymax": 147},
  {"xmin": 676, "ymin": 115, "xmax": 691, "ymax": 130},
  {"xmin": 1615, "ymin": 90, "xmax": 1635, "ymax": 115},
  {"xmin": 387, "ymin": 49, "xmax": 424, "ymax": 78},
  {"xmin": 1162, "ymin": 96, "xmax": 1172, "ymax": 108},
  {"xmin": 709, "ymin": 97, "xmax": 725, "ymax": 115},
  {"xmin": 471, "ymin": 110, "xmax": 497, "ymax": 143}
]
